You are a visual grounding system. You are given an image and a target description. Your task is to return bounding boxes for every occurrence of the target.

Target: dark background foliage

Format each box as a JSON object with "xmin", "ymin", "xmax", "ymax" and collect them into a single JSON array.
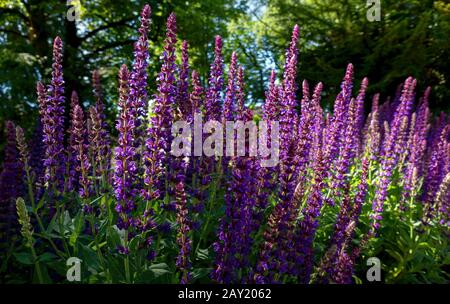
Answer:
[{"xmin": 0, "ymin": 0, "xmax": 449, "ymax": 147}]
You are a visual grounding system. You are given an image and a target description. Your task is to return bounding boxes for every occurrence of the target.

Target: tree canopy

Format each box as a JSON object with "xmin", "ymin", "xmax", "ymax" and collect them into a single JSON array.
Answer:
[
  {"xmin": 0, "ymin": 0, "xmax": 449, "ymax": 140},
  {"xmin": 0, "ymin": 0, "xmax": 245, "ymax": 134}
]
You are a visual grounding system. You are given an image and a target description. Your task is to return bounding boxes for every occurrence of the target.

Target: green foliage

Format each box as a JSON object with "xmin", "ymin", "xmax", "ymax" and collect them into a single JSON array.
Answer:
[
  {"xmin": 0, "ymin": 0, "xmax": 246, "ymax": 141},
  {"xmin": 1, "ymin": 0, "xmax": 449, "ymax": 153},
  {"xmin": 248, "ymin": 0, "xmax": 450, "ymax": 112},
  {"xmin": 0, "ymin": 1, "xmax": 449, "ymax": 284},
  {"xmin": 2, "ymin": 156, "xmax": 449, "ymax": 284}
]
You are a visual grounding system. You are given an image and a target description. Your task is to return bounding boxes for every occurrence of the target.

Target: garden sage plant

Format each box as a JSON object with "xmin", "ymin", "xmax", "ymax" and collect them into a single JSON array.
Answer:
[{"xmin": 0, "ymin": 3, "xmax": 448, "ymax": 284}]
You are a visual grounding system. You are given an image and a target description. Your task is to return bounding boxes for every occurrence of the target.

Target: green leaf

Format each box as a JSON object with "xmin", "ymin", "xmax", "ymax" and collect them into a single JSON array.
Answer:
[
  {"xmin": 46, "ymin": 215, "xmax": 58, "ymax": 234},
  {"xmin": 129, "ymin": 236, "xmax": 140, "ymax": 252},
  {"xmin": 36, "ymin": 194, "xmax": 47, "ymax": 212},
  {"xmin": 79, "ymin": 244, "xmax": 100, "ymax": 272},
  {"xmin": 386, "ymin": 249, "xmax": 404, "ymax": 263},
  {"xmin": 63, "ymin": 210, "xmax": 72, "ymax": 229},
  {"xmin": 107, "ymin": 225, "xmax": 124, "ymax": 248},
  {"xmin": 353, "ymin": 275, "xmax": 363, "ymax": 284},
  {"xmin": 13, "ymin": 252, "xmax": 34, "ymax": 265},
  {"xmin": 38, "ymin": 252, "xmax": 57, "ymax": 263},
  {"xmin": 149, "ymin": 263, "xmax": 171, "ymax": 277},
  {"xmin": 105, "ymin": 256, "xmax": 125, "ymax": 283},
  {"xmin": 191, "ymin": 268, "xmax": 212, "ymax": 280},
  {"xmin": 69, "ymin": 211, "xmax": 85, "ymax": 247}
]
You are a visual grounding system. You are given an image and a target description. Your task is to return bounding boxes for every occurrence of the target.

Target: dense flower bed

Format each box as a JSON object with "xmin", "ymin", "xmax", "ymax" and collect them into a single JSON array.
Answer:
[{"xmin": 0, "ymin": 4, "xmax": 448, "ymax": 284}]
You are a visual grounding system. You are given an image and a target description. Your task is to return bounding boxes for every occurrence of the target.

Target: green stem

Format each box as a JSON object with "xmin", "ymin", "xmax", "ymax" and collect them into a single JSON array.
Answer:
[
  {"xmin": 33, "ymin": 222, "xmax": 65, "ymax": 259},
  {"xmin": 124, "ymin": 230, "xmax": 131, "ymax": 283},
  {"xmin": 30, "ymin": 246, "xmax": 44, "ymax": 284},
  {"xmin": 24, "ymin": 167, "xmax": 35, "ymax": 208},
  {"xmin": 155, "ymin": 233, "xmax": 162, "ymax": 255},
  {"xmin": 56, "ymin": 201, "xmax": 71, "ymax": 256},
  {"xmin": 409, "ymin": 194, "xmax": 416, "ymax": 239},
  {"xmin": 91, "ymin": 161, "xmax": 99, "ymax": 196},
  {"xmin": 194, "ymin": 161, "xmax": 222, "ymax": 258},
  {"xmin": 88, "ymin": 215, "xmax": 108, "ymax": 281},
  {"xmin": 25, "ymin": 169, "xmax": 65, "ymax": 258}
]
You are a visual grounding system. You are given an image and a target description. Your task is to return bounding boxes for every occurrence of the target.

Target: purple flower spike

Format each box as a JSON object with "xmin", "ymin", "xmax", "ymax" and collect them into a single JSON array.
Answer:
[
  {"xmin": 189, "ymin": 70, "xmax": 209, "ymax": 202},
  {"xmin": 324, "ymin": 158, "xmax": 370, "ymax": 283},
  {"xmin": 88, "ymin": 104, "xmax": 110, "ymax": 193},
  {"xmin": 1, "ymin": 121, "xmax": 24, "ymax": 203},
  {"xmin": 128, "ymin": 4, "xmax": 151, "ymax": 172},
  {"xmin": 190, "ymin": 70, "xmax": 204, "ymax": 118},
  {"xmin": 205, "ymin": 35, "xmax": 224, "ymax": 121},
  {"xmin": 294, "ymin": 79, "xmax": 315, "ymax": 183},
  {"xmin": 28, "ymin": 120, "xmax": 45, "ymax": 197},
  {"xmin": 286, "ymin": 80, "xmax": 315, "ymax": 237},
  {"xmin": 91, "ymin": 70, "xmax": 111, "ymax": 184},
  {"xmin": 199, "ymin": 36, "xmax": 224, "ymax": 190},
  {"xmin": 355, "ymin": 78, "xmax": 369, "ymax": 155},
  {"xmin": 310, "ymin": 82, "xmax": 324, "ymax": 166},
  {"xmin": 175, "ymin": 181, "xmax": 192, "ymax": 284},
  {"xmin": 436, "ymin": 173, "xmax": 450, "ymax": 227},
  {"xmin": 277, "ymin": 32, "xmax": 314, "ymax": 278},
  {"xmin": 280, "ymin": 80, "xmax": 321, "ymax": 275},
  {"xmin": 255, "ymin": 70, "xmax": 282, "ymax": 219},
  {"xmin": 114, "ymin": 64, "xmax": 138, "ymax": 224},
  {"xmin": 263, "ymin": 70, "xmax": 280, "ymax": 122},
  {"xmin": 328, "ymin": 158, "xmax": 370, "ymax": 284},
  {"xmin": 367, "ymin": 94, "xmax": 381, "ymax": 160},
  {"xmin": 223, "ymin": 51, "xmax": 238, "ymax": 123},
  {"xmin": 236, "ymin": 66, "xmax": 246, "ymax": 116},
  {"xmin": 324, "ymin": 63, "xmax": 354, "ymax": 168},
  {"xmin": 332, "ymin": 97, "xmax": 358, "ymax": 196},
  {"xmin": 423, "ymin": 125, "xmax": 449, "ymax": 222},
  {"xmin": 0, "ymin": 121, "xmax": 24, "ymax": 247},
  {"xmin": 370, "ymin": 77, "xmax": 416, "ymax": 234},
  {"xmin": 177, "ymin": 40, "xmax": 190, "ymax": 119},
  {"xmin": 68, "ymin": 91, "xmax": 81, "ymax": 192},
  {"xmin": 213, "ymin": 80, "xmax": 258, "ymax": 282},
  {"xmin": 255, "ymin": 25, "xmax": 303, "ymax": 282},
  {"xmin": 296, "ymin": 145, "xmax": 327, "ymax": 283},
  {"xmin": 402, "ymin": 88, "xmax": 431, "ymax": 209},
  {"xmin": 15, "ymin": 126, "xmax": 31, "ymax": 185},
  {"xmin": 144, "ymin": 12, "xmax": 178, "ymax": 201},
  {"xmin": 280, "ymin": 25, "xmax": 300, "ymax": 144},
  {"xmin": 72, "ymin": 105, "xmax": 91, "ymax": 198},
  {"xmin": 41, "ymin": 37, "xmax": 66, "ymax": 192},
  {"xmin": 279, "ymin": 25, "xmax": 301, "ymax": 202}
]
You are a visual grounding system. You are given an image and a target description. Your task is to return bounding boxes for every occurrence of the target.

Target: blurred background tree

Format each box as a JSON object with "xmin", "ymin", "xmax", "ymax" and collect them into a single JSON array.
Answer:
[
  {"xmin": 0, "ymin": 0, "xmax": 246, "ymax": 139},
  {"xmin": 240, "ymin": 0, "xmax": 450, "ymax": 112},
  {"xmin": 0, "ymin": 0, "xmax": 449, "ymax": 149}
]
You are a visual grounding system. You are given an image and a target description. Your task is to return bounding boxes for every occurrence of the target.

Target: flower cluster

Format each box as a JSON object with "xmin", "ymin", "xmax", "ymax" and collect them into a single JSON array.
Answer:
[
  {"xmin": 114, "ymin": 64, "xmax": 138, "ymax": 227},
  {"xmin": 143, "ymin": 12, "xmax": 178, "ymax": 201},
  {"xmin": 1, "ymin": 3, "xmax": 449, "ymax": 285},
  {"xmin": 0, "ymin": 122, "xmax": 23, "ymax": 253},
  {"xmin": 40, "ymin": 37, "xmax": 66, "ymax": 192},
  {"xmin": 129, "ymin": 4, "xmax": 151, "ymax": 158},
  {"xmin": 175, "ymin": 181, "xmax": 192, "ymax": 284},
  {"xmin": 91, "ymin": 70, "xmax": 111, "ymax": 188}
]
